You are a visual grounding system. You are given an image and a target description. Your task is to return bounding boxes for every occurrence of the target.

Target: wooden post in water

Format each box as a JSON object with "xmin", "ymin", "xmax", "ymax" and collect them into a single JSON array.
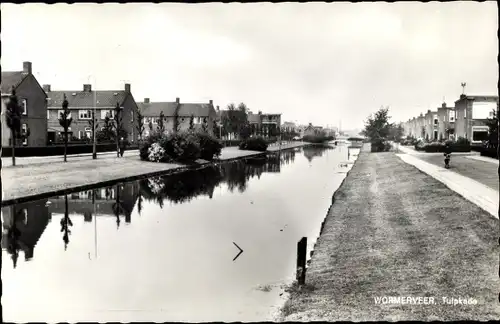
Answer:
[{"xmin": 296, "ymin": 237, "xmax": 307, "ymax": 285}]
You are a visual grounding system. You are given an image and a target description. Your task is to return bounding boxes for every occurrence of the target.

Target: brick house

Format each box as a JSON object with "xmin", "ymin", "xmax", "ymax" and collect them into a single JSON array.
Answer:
[
  {"xmin": 138, "ymin": 98, "xmax": 218, "ymax": 137},
  {"xmin": 45, "ymin": 83, "xmax": 139, "ymax": 144},
  {"xmin": 416, "ymin": 113, "xmax": 425, "ymax": 139},
  {"xmin": 454, "ymin": 94, "xmax": 498, "ymax": 144},
  {"xmin": 247, "ymin": 111, "xmax": 282, "ymax": 138},
  {"xmin": 1, "ymin": 61, "xmax": 48, "ymax": 147},
  {"xmin": 436, "ymin": 102, "xmax": 455, "ymax": 141},
  {"xmin": 423, "ymin": 109, "xmax": 439, "ymax": 141}
]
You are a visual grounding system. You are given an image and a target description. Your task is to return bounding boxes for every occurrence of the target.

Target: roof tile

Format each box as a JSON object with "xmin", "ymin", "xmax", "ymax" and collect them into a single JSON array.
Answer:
[
  {"xmin": 1, "ymin": 71, "xmax": 28, "ymax": 94},
  {"xmin": 46, "ymin": 90, "xmax": 127, "ymax": 109}
]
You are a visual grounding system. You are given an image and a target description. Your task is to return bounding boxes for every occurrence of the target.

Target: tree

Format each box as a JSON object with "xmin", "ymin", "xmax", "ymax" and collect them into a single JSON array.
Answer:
[
  {"xmin": 157, "ymin": 111, "xmax": 165, "ymax": 134},
  {"xmin": 113, "ymin": 102, "xmax": 123, "ymax": 157},
  {"xmin": 388, "ymin": 122, "xmax": 404, "ymax": 143},
  {"xmin": 87, "ymin": 110, "xmax": 99, "ymax": 145},
  {"xmin": 212, "ymin": 119, "xmax": 220, "ymax": 138},
  {"xmin": 58, "ymin": 94, "xmax": 73, "ymax": 162},
  {"xmin": 189, "ymin": 114, "xmax": 195, "ymax": 131},
  {"xmin": 148, "ymin": 119, "xmax": 154, "ymax": 133},
  {"xmin": 485, "ymin": 107, "xmax": 498, "ymax": 149},
  {"xmin": 362, "ymin": 106, "xmax": 393, "ymax": 152},
  {"xmin": 97, "ymin": 115, "xmax": 115, "ymax": 142},
  {"xmin": 173, "ymin": 104, "xmax": 181, "ymax": 133},
  {"xmin": 201, "ymin": 118, "xmax": 209, "ymax": 133},
  {"xmin": 135, "ymin": 105, "xmax": 145, "ymax": 141},
  {"xmin": 5, "ymin": 87, "xmax": 30, "ymax": 166}
]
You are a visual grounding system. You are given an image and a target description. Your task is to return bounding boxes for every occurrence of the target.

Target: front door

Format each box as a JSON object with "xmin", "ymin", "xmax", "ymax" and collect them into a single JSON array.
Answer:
[{"xmin": 48, "ymin": 132, "xmax": 56, "ymax": 145}]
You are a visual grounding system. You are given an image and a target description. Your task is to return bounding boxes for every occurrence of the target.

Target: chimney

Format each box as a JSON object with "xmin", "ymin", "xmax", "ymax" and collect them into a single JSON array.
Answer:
[
  {"xmin": 442, "ymin": 102, "xmax": 447, "ymax": 108},
  {"xmin": 209, "ymin": 99, "xmax": 213, "ymax": 105},
  {"xmin": 42, "ymin": 84, "xmax": 51, "ymax": 92},
  {"xmin": 23, "ymin": 61, "xmax": 32, "ymax": 74},
  {"xmin": 144, "ymin": 98, "xmax": 150, "ymax": 103},
  {"xmin": 427, "ymin": 109, "xmax": 431, "ymax": 113},
  {"xmin": 125, "ymin": 83, "xmax": 131, "ymax": 92},
  {"xmin": 176, "ymin": 97, "xmax": 180, "ymax": 104},
  {"xmin": 216, "ymin": 105, "xmax": 220, "ymax": 111},
  {"xmin": 83, "ymin": 84, "xmax": 92, "ymax": 92}
]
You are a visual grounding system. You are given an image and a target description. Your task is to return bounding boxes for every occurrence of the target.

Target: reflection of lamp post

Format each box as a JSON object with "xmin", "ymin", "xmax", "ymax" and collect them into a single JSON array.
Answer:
[{"xmin": 88, "ymin": 75, "xmax": 98, "ymax": 159}]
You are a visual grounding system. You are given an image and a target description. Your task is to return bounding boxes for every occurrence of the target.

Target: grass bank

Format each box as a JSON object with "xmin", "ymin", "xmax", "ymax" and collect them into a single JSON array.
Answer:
[{"xmin": 276, "ymin": 146, "xmax": 499, "ymax": 321}]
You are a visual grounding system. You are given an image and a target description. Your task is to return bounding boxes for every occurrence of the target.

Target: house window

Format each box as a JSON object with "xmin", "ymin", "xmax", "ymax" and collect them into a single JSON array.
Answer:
[
  {"xmin": 22, "ymin": 123, "xmax": 28, "ymax": 145},
  {"xmin": 78, "ymin": 130, "xmax": 84, "ymax": 139},
  {"xmin": 79, "ymin": 110, "xmax": 92, "ymax": 120},
  {"xmin": 22, "ymin": 99, "xmax": 27, "ymax": 115},
  {"xmin": 471, "ymin": 126, "xmax": 489, "ymax": 143},
  {"xmin": 47, "ymin": 110, "xmax": 50, "ymax": 120},
  {"xmin": 464, "ymin": 109, "xmax": 467, "ymax": 118},
  {"xmin": 100, "ymin": 110, "xmax": 115, "ymax": 120},
  {"xmin": 131, "ymin": 110, "xmax": 134, "ymax": 122},
  {"xmin": 58, "ymin": 110, "xmax": 72, "ymax": 119}
]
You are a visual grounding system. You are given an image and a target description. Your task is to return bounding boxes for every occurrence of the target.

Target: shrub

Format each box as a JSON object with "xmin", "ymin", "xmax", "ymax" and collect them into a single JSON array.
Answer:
[
  {"xmin": 194, "ymin": 131, "xmax": 223, "ymax": 161},
  {"xmin": 455, "ymin": 136, "xmax": 470, "ymax": 146},
  {"xmin": 239, "ymin": 136, "xmax": 268, "ymax": 151},
  {"xmin": 370, "ymin": 138, "xmax": 391, "ymax": 152},
  {"xmin": 139, "ymin": 131, "xmax": 163, "ymax": 161},
  {"xmin": 161, "ymin": 131, "xmax": 201, "ymax": 162},
  {"xmin": 303, "ymin": 134, "xmax": 329, "ymax": 143},
  {"xmin": 148, "ymin": 142, "xmax": 165, "ymax": 162}
]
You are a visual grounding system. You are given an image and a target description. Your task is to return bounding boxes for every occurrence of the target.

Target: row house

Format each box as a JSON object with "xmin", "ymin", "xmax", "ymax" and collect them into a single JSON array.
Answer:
[
  {"xmin": 1, "ymin": 61, "xmax": 48, "ymax": 147},
  {"xmin": 45, "ymin": 83, "xmax": 139, "ymax": 144},
  {"xmin": 247, "ymin": 110, "xmax": 282, "ymax": 137},
  {"xmin": 424, "ymin": 109, "xmax": 439, "ymax": 141},
  {"xmin": 437, "ymin": 102, "xmax": 456, "ymax": 140},
  {"xmin": 454, "ymin": 94, "xmax": 498, "ymax": 145},
  {"xmin": 138, "ymin": 98, "xmax": 218, "ymax": 137}
]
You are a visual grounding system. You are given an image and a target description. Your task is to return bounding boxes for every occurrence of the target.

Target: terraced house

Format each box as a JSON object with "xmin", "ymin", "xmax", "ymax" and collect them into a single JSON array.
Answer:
[
  {"xmin": 436, "ymin": 102, "xmax": 455, "ymax": 140},
  {"xmin": 45, "ymin": 83, "xmax": 139, "ymax": 144},
  {"xmin": 1, "ymin": 61, "xmax": 48, "ymax": 147},
  {"xmin": 138, "ymin": 98, "xmax": 217, "ymax": 137},
  {"xmin": 454, "ymin": 94, "xmax": 499, "ymax": 145}
]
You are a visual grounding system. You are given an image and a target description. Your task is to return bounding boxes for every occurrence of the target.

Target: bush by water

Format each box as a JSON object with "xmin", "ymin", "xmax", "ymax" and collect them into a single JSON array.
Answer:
[
  {"xmin": 239, "ymin": 136, "xmax": 268, "ymax": 151},
  {"xmin": 139, "ymin": 130, "xmax": 222, "ymax": 163}
]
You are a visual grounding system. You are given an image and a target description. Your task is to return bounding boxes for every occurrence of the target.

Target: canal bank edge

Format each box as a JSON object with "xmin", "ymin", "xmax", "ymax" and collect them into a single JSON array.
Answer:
[
  {"xmin": 1, "ymin": 143, "xmax": 311, "ymax": 207},
  {"xmin": 272, "ymin": 144, "xmax": 364, "ymax": 321}
]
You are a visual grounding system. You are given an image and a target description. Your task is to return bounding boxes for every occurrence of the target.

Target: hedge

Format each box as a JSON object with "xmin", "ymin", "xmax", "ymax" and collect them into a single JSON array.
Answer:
[
  {"xmin": 419, "ymin": 142, "xmax": 471, "ymax": 153},
  {"xmin": 1, "ymin": 143, "xmax": 138, "ymax": 157}
]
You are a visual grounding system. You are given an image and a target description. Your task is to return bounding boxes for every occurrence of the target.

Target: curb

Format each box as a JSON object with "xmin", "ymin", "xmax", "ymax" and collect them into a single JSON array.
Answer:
[{"xmin": 1, "ymin": 145, "xmax": 307, "ymax": 207}]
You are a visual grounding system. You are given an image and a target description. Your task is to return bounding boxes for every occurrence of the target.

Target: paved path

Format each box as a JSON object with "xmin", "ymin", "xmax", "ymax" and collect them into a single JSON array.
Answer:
[
  {"xmin": 1, "ymin": 142, "xmax": 308, "ymax": 205},
  {"xmin": 1, "ymin": 150, "xmax": 140, "ymax": 168},
  {"xmin": 466, "ymin": 155, "xmax": 499, "ymax": 165},
  {"xmin": 279, "ymin": 147, "xmax": 499, "ymax": 321}
]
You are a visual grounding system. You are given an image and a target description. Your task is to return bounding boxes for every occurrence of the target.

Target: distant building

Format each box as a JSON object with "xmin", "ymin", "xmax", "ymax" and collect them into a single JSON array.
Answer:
[
  {"xmin": 454, "ymin": 94, "xmax": 498, "ymax": 144},
  {"xmin": 437, "ymin": 102, "xmax": 455, "ymax": 140},
  {"xmin": 45, "ymin": 83, "xmax": 139, "ymax": 144},
  {"xmin": 1, "ymin": 61, "xmax": 48, "ymax": 147},
  {"xmin": 138, "ymin": 98, "xmax": 217, "ymax": 137}
]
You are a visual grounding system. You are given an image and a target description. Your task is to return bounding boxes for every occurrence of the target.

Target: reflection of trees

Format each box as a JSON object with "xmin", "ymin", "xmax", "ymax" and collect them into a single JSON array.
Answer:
[
  {"xmin": 60, "ymin": 195, "xmax": 73, "ymax": 250},
  {"xmin": 302, "ymin": 145, "xmax": 328, "ymax": 162},
  {"xmin": 137, "ymin": 151, "xmax": 294, "ymax": 205},
  {"xmin": 139, "ymin": 166, "xmax": 224, "ymax": 204},
  {"xmin": 3, "ymin": 206, "xmax": 23, "ymax": 268}
]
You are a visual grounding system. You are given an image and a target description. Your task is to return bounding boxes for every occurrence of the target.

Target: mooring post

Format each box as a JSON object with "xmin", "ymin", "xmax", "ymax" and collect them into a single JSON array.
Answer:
[{"xmin": 296, "ymin": 237, "xmax": 307, "ymax": 285}]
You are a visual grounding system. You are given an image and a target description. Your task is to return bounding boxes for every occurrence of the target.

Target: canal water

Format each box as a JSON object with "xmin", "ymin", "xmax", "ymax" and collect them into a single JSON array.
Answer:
[{"xmin": 1, "ymin": 144, "xmax": 360, "ymax": 322}]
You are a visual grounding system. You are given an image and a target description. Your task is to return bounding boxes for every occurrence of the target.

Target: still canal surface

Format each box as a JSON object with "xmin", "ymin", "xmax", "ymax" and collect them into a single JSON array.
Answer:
[{"xmin": 2, "ymin": 144, "xmax": 360, "ymax": 322}]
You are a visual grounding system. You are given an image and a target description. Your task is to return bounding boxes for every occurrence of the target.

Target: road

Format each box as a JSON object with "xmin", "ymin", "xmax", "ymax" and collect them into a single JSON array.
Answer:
[{"xmin": 280, "ymin": 146, "xmax": 499, "ymax": 321}]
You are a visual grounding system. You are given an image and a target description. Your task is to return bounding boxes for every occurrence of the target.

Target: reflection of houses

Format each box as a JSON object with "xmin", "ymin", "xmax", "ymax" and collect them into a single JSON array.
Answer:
[
  {"xmin": 48, "ymin": 182, "xmax": 140, "ymax": 223},
  {"xmin": 454, "ymin": 94, "xmax": 498, "ymax": 144},
  {"xmin": 1, "ymin": 61, "xmax": 48, "ymax": 147},
  {"xmin": 1, "ymin": 199, "xmax": 51, "ymax": 263},
  {"xmin": 139, "ymin": 97, "xmax": 217, "ymax": 137},
  {"xmin": 303, "ymin": 146, "xmax": 326, "ymax": 162}
]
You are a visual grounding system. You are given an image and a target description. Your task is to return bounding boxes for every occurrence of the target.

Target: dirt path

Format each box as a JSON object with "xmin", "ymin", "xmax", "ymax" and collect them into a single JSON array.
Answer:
[{"xmin": 279, "ymin": 148, "xmax": 499, "ymax": 321}]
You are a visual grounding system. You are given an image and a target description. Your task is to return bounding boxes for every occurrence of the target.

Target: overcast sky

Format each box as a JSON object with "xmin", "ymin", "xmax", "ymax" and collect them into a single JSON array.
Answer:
[{"xmin": 1, "ymin": 2, "xmax": 497, "ymax": 130}]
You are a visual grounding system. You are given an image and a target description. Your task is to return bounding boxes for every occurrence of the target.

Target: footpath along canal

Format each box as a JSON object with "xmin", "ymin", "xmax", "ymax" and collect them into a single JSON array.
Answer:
[{"xmin": 1, "ymin": 144, "xmax": 360, "ymax": 322}]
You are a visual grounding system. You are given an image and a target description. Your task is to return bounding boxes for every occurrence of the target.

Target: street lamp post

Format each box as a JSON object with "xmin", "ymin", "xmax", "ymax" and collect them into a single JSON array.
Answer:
[{"xmin": 88, "ymin": 75, "xmax": 97, "ymax": 159}]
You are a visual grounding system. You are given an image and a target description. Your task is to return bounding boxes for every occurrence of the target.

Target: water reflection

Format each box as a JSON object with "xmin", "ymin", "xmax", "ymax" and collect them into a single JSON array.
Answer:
[
  {"xmin": 302, "ymin": 144, "xmax": 335, "ymax": 162},
  {"xmin": 2, "ymin": 145, "xmax": 352, "ymax": 322},
  {"xmin": 1, "ymin": 150, "xmax": 299, "ymax": 265},
  {"xmin": 1, "ymin": 199, "xmax": 51, "ymax": 267}
]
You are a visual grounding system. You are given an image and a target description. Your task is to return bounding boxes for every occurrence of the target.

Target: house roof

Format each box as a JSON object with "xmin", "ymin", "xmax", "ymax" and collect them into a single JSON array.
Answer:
[
  {"xmin": 248, "ymin": 113, "xmax": 261, "ymax": 123},
  {"xmin": 1, "ymin": 71, "xmax": 29, "ymax": 94},
  {"xmin": 46, "ymin": 90, "xmax": 128, "ymax": 109},
  {"xmin": 138, "ymin": 101, "xmax": 213, "ymax": 117}
]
